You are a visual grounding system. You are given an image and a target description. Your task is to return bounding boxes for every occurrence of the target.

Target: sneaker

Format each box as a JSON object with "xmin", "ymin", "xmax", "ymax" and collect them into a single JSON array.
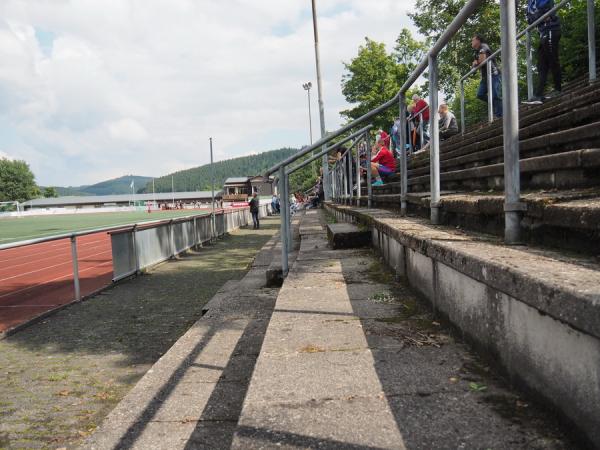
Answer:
[
  {"xmin": 372, "ymin": 180, "xmax": 384, "ymax": 187},
  {"xmin": 543, "ymin": 89, "xmax": 562, "ymax": 100},
  {"xmin": 522, "ymin": 97, "xmax": 543, "ymax": 105}
]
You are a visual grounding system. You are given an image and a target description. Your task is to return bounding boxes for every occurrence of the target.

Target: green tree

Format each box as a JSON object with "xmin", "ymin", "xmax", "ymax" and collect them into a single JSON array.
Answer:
[
  {"xmin": 43, "ymin": 186, "xmax": 59, "ymax": 198},
  {"xmin": 0, "ymin": 158, "xmax": 40, "ymax": 202},
  {"xmin": 410, "ymin": 0, "xmax": 597, "ymax": 128},
  {"xmin": 341, "ymin": 30, "xmax": 426, "ymax": 131}
]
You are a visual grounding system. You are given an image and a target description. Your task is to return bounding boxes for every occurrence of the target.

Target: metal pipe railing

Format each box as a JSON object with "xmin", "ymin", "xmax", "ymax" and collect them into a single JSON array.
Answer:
[
  {"xmin": 285, "ymin": 125, "xmax": 372, "ymax": 176},
  {"xmin": 459, "ymin": 0, "xmax": 594, "ymax": 131}
]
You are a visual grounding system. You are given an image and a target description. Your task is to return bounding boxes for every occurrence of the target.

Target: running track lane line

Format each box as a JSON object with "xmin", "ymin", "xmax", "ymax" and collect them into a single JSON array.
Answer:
[
  {"xmin": 0, "ymin": 235, "xmax": 109, "ymax": 263},
  {"xmin": 0, "ymin": 259, "xmax": 114, "ymax": 300},
  {"xmin": 0, "ymin": 242, "xmax": 111, "ymax": 272},
  {"xmin": 0, "ymin": 249, "xmax": 113, "ymax": 283}
]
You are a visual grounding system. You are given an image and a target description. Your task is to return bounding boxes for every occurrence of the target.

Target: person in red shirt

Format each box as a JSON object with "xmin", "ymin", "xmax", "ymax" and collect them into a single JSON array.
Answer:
[
  {"xmin": 412, "ymin": 94, "xmax": 430, "ymax": 147},
  {"xmin": 370, "ymin": 130, "xmax": 396, "ymax": 186}
]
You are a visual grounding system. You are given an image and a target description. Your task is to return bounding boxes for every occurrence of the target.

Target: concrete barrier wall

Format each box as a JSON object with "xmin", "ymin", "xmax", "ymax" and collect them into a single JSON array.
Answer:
[{"xmin": 325, "ymin": 204, "xmax": 600, "ymax": 447}]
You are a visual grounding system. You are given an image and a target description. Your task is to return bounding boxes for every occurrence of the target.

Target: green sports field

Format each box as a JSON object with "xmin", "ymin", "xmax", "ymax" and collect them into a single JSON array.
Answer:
[{"xmin": 0, "ymin": 209, "xmax": 211, "ymax": 245}]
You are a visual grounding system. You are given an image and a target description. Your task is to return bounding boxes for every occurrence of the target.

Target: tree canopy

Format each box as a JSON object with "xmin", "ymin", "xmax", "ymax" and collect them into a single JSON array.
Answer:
[{"xmin": 0, "ymin": 158, "xmax": 40, "ymax": 202}]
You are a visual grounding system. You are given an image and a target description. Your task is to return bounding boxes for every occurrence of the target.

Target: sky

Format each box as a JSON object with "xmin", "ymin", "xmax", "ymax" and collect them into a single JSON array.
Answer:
[{"xmin": 0, "ymin": 0, "xmax": 417, "ymax": 187}]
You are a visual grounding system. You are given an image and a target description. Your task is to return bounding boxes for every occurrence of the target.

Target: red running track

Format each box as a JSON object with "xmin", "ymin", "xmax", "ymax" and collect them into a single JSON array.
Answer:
[{"xmin": 0, "ymin": 232, "xmax": 113, "ymax": 333}]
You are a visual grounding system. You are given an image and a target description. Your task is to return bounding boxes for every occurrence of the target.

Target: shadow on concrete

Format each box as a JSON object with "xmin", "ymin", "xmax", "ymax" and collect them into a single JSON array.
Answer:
[{"xmin": 337, "ymin": 254, "xmax": 579, "ymax": 450}]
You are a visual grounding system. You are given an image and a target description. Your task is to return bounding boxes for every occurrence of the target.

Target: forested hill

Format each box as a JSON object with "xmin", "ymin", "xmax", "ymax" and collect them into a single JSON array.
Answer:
[
  {"xmin": 139, "ymin": 147, "xmax": 299, "ymax": 193},
  {"xmin": 49, "ymin": 175, "xmax": 153, "ymax": 196}
]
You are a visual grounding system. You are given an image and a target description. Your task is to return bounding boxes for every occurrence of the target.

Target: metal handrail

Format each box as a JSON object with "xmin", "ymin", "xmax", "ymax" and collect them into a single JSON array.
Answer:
[
  {"xmin": 458, "ymin": 0, "xmax": 595, "ymax": 130},
  {"xmin": 285, "ymin": 125, "xmax": 372, "ymax": 176},
  {"xmin": 460, "ymin": 0, "xmax": 569, "ymax": 83},
  {"xmin": 270, "ymin": 0, "xmax": 485, "ymax": 276}
]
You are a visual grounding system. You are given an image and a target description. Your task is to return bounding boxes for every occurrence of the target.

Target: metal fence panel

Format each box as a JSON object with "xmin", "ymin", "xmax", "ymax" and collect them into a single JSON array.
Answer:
[
  {"xmin": 135, "ymin": 224, "xmax": 172, "ymax": 271},
  {"xmin": 111, "ymin": 232, "xmax": 136, "ymax": 281}
]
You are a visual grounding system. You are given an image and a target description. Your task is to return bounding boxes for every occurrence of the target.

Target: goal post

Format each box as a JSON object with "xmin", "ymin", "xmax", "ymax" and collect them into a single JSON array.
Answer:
[{"xmin": 0, "ymin": 201, "xmax": 22, "ymax": 216}]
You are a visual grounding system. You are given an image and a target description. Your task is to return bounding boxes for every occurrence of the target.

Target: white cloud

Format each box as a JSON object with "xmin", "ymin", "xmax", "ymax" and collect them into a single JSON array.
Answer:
[{"xmin": 0, "ymin": 0, "xmax": 418, "ymax": 186}]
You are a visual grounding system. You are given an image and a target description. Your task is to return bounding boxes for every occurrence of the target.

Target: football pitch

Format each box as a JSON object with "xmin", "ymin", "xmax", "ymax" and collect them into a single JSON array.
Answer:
[{"xmin": 0, "ymin": 209, "xmax": 211, "ymax": 245}]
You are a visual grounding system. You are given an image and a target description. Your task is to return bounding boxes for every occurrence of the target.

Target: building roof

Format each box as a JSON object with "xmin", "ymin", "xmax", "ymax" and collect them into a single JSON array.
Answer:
[
  {"xmin": 224, "ymin": 177, "xmax": 251, "ymax": 184},
  {"xmin": 23, "ymin": 191, "xmax": 223, "ymax": 208},
  {"xmin": 249, "ymin": 176, "xmax": 274, "ymax": 183}
]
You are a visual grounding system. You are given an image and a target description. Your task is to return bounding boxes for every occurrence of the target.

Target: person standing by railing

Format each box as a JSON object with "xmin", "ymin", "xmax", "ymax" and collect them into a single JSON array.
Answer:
[
  {"xmin": 472, "ymin": 34, "xmax": 503, "ymax": 118},
  {"xmin": 249, "ymin": 193, "xmax": 260, "ymax": 229},
  {"xmin": 412, "ymin": 94, "xmax": 430, "ymax": 143},
  {"xmin": 526, "ymin": 0, "xmax": 562, "ymax": 104}
]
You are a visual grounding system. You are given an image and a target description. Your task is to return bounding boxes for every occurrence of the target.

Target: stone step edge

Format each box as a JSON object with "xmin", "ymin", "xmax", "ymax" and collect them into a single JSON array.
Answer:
[
  {"xmin": 407, "ymin": 147, "xmax": 600, "ymax": 186},
  {"xmin": 441, "ymin": 80, "xmax": 600, "ymax": 153},
  {"xmin": 409, "ymin": 118, "xmax": 600, "ymax": 174},
  {"xmin": 324, "ymin": 203, "xmax": 600, "ymax": 340}
]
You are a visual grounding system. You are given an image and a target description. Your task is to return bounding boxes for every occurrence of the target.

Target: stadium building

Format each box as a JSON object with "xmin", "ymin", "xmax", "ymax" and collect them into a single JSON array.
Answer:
[{"xmin": 21, "ymin": 191, "xmax": 223, "ymax": 211}]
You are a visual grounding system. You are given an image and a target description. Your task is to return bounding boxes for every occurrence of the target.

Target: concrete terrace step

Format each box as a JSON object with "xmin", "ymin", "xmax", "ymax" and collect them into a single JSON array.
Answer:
[
  {"xmin": 366, "ymin": 188, "xmax": 600, "ymax": 253},
  {"xmin": 231, "ymin": 209, "xmax": 579, "ymax": 449},
  {"xmin": 408, "ymin": 147, "xmax": 600, "ymax": 192},
  {"xmin": 325, "ymin": 203, "xmax": 600, "ymax": 447},
  {"xmin": 409, "ymin": 107, "xmax": 600, "ymax": 174},
  {"xmin": 438, "ymin": 78, "xmax": 600, "ymax": 152}
]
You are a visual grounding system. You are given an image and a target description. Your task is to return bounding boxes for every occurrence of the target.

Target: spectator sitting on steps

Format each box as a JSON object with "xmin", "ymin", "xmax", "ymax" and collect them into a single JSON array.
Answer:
[
  {"xmin": 438, "ymin": 103, "xmax": 459, "ymax": 140},
  {"xmin": 370, "ymin": 131, "xmax": 396, "ymax": 187}
]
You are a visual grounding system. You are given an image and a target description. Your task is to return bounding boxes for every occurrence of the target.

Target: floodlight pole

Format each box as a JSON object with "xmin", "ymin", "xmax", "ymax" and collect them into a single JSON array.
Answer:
[{"xmin": 311, "ymin": 0, "xmax": 329, "ymax": 201}]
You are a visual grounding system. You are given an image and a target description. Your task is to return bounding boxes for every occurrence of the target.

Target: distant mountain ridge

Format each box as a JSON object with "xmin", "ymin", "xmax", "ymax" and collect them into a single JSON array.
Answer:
[
  {"xmin": 46, "ymin": 175, "xmax": 153, "ymax": 196},
  {"xmin": 139, "ymin": 147, "xmax": 299, "ymax": 193}
]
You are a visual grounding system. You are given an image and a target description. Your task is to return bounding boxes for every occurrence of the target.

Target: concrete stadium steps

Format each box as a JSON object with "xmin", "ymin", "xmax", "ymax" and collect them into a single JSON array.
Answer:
[
  {"xmin": 393, "ymin": 79, "xmax": 600, "ymax": 193},
  {"xmin": 357, "ymin": 188, "xmax": 600, "ymax": 254},
  {"xmin": 440, "ymin": 76, "xmax": 600, "ymax": 152},
  {"xmin": 325, "ymin": 202, "xmax": 600, "ymax": 448}
]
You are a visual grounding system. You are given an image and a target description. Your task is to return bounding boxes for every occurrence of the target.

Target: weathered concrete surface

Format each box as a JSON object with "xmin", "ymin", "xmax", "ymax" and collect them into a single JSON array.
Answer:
[
  {"xmin": 232, "ymin": 209, "xmax": 575, "ymax": 449},
  {"xmin": 326, "ymin": 222, "xmax": 371, "ymax": 249},
  {"xmin": 265, "ymin": 213, "xmax": 303, "ymax": 287},
  {"xmin": 327, "ymin": 203, "xmax": 600, "ymax": 448},
  {"xmin": 82, "ymin": 228, "xmax": 284, "ymax": 449}
]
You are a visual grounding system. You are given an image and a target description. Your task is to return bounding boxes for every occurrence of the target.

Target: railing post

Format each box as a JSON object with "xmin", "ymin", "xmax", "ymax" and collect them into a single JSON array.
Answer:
[
  {"xmin": 501, "ymin": 0, "xmax": 523, "ymax": 244},
  {"xmin": 589, "ymin": 0, "xmax": 597, "ymax": 81},
  {"xmin": 399, "ymin": 98, "xmax": 408, "ymax": 215},
  {"xmin": 487, "ymin": 61, "xmax": 494, "ymax": 122},
  {"xmin": 132, "ymin": 225, "xmax": 139, "ymax": 273},
  {"xmin": 366, "ymin": 132, "xmax": 372, "ymax": 208},
  {"xmin": 428, "ymin": 54, "xmax": 441, "ymax": 225},
  {"xmin": 278, "ymin": 166, "xmax": 289, "ymax": 275},
  {"xmin": 347, "ymin": 146, "xmax": 353, "ymax": 204},
  {"xmin": 285, "ymin": 173, "xmax": 292, "ymax": 246},
  {"xmin": 355, "ymin": 137, "xmax": 362, "ymax": 206},
  {"xmin": 419, "ymin": 112, "xmax": 424, "ymax": 149},
  {"xmin": 525, "ymin": 30, "xmax": 534, "ymax": 100},
  {"xmin": 460, "ymin": 80, "xmax": 466, "ymax": 134},
  {"xmin": 70, "ymin": 236, "xmax": 80, "ymax": 300},
  {"xmin": 169, "ymin": 219, "xmax": 175, "ymax": 257}
]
